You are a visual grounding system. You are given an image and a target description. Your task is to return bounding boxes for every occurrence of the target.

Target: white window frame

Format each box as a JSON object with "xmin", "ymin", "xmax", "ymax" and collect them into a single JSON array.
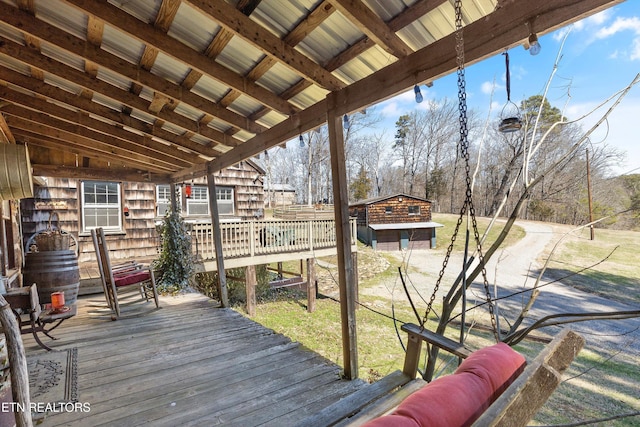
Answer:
[
  {"xmin": 186, "ymin": 186, "xmax": 209, "ymax": 216},
  {"xmin": 81, "ymin": 181, "xmax": 122, "ymax": 232},
  {"xmin": 216, "ymin": 187, "xmax": 234, "ymax": 216},
  {"xmin": 156, "ymin": 184, "xmax": 180, "ymax": 216},
  {"xmin": 408, "ymin": 205, "xmax": 421, "ymax": 216}
]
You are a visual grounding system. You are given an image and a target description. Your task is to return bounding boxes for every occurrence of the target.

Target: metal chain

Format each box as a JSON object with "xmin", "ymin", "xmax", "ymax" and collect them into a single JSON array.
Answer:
[{"xmin": 422, "ymin": 0, "xmax": 498, "ymax": 341}]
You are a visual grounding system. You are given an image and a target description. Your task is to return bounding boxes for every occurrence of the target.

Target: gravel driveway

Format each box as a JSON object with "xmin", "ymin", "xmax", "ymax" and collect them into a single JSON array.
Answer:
[{"xmin": 374, "ymin": 220, "xmax": 640, "ymax": 354}]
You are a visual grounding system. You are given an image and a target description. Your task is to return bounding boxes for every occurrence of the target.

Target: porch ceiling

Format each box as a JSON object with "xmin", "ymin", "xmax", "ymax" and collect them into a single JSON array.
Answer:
[{"xmin": 0, "ymin": 0, "xmax": 624, "ymax": 184}]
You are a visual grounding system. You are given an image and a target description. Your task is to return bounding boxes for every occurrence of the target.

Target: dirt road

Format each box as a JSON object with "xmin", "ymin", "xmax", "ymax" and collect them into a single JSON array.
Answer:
[{"xmin": 376, "ymin": 220, "xmax": 640, "ymax": 353}]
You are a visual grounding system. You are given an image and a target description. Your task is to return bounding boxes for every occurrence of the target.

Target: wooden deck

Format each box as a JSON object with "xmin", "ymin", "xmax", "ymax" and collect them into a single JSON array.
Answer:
[{"xmin": 22, "ymin": 290, "xmax": 369, "ymax": 426}]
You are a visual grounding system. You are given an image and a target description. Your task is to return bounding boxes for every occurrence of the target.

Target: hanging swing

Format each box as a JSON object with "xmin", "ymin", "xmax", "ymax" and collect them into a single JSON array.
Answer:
[
  {"xmin": 311, "ymin": 4, "xmax": 585, "ymax": 426},
  {"xmin": 498, "ymin": 51, "xmax": 523, "ymax": 133}
]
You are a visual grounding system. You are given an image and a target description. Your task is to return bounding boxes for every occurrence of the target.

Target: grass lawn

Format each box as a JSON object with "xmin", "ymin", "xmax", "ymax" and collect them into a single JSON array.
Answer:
[{"xmin": 242, "ymin": 217, "xmax": 640, "ymax": 426}]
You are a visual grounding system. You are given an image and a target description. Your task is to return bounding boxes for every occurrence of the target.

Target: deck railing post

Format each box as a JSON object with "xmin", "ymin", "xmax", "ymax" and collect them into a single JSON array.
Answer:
[
  {"xmin": 249, "ymin": 221, "xmax": 256, "ymax": 257},
  {"xmin": 308, "ymin": 220, "xmax": 314, "ymax": 252}
]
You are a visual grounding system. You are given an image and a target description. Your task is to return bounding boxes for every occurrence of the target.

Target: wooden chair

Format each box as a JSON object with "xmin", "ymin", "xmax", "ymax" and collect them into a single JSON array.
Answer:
[{"xmin": 91, "ymin": 227, "xmax": 159, "ymax": 319}]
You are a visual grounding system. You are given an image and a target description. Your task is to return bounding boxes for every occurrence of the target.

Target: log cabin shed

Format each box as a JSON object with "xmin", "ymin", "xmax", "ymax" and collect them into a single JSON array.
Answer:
[
  {"xmin": 350, "ymin": 193, "xmax": 443, "ymax": 251},
  {"xmin": 0, "ymin": 0, "xmax": 624, "ymax": 382}
]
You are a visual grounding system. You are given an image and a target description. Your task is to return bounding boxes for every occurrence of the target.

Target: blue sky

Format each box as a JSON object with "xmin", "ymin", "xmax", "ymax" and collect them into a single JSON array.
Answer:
[{"xmin": 375, "ymin": 1, "xmax": 640, "ymax": 176}]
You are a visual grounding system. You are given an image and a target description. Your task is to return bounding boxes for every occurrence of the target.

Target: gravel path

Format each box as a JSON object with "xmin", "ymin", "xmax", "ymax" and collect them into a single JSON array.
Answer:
[{"xmin": 370, "ymin": 220, "xmax": 640, "ymax": 354}]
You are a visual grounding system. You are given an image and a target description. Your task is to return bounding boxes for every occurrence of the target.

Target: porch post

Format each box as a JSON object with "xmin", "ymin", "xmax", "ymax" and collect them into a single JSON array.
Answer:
[
  {"xmin": 245, "ymin": 264, "xmax": 256, "ymax": 316},
  {"xmin": 207, "ymin": 173, "xmax": 228, "ymax": 307},
  {"xmin": 169, "ymin": 183, "xmax": 178, "ymax": 213},
  {"xmin": 326, "ymin": 92, "xmax": 358, "ymax": 380},
  {"xmin": 306, "ymin": 258, "xmax": 316, "ymax": 313}
]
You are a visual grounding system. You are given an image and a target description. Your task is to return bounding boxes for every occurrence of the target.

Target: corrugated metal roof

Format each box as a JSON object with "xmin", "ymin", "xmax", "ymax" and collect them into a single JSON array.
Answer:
[{"xmin": 0, "ymin": 0, "xmax": 611, "ymax": 181}]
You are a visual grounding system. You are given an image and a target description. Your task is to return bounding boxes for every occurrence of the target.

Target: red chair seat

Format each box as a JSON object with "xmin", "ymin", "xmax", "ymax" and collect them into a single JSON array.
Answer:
[{"xmin": 114, "ymin": 270, "xmax": 151, "ymax": 287}]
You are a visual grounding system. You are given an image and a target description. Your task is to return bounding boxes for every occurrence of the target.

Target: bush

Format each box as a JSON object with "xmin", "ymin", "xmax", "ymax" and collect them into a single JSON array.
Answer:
[{"xmin": 153, "ymin": 208, "xmax": 194, "ymax": 293}]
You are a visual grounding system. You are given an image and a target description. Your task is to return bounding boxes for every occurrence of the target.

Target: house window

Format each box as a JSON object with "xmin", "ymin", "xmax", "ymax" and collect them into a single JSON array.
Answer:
[
  {"xmin": 408, "ymin": 205, "xmax": 421, "ymax": 215},
  {"xmin": 156, "ymin": 185, "xmax": 180, "ymax": 216},
  {"xmin": 82, "ymin": 181, "xmax": 121, "ymax": 232},
  {"xmin": 187, "ymin": 186, "xmax": 209, "ymax": 215},
  {"xmin": 385, "ymin": 206, "xmax": 393, "ymax": 214},
  {"xmin": 216, "ymin": 187, "xmax": 234, "ymax": 215}
]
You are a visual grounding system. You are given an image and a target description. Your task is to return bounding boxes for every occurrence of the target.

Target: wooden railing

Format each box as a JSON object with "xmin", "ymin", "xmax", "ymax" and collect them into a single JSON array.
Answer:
[{"xmin": 187, "ymin": 219, "xmax": 357, "ymax": 261}]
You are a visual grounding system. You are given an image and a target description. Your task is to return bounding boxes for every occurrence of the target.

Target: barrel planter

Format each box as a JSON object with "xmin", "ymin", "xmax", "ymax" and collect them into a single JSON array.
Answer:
[
  {"xmin": 23, "ymin": 250, "xmax": 80, "ymax": 306},
  {"xmin": 0, "ymin": 143, "xmax": 33, "ymax": 200}
]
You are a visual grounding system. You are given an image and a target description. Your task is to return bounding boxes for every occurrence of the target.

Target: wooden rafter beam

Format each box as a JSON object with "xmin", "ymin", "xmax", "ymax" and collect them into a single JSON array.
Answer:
[
  {"xmin": 328, "ymin": 0, "xmax": 412, "ymax": 58},
  {"xmin": 0, "ymin": 66, "xmax": 222, "ymax": 158},
  {"xmin": 0, "ymin": 86, "xmax": 201, "ymax": 166},
  {"xmin": 4, "ymin": 109, "xmax": 185, "ymax": 172},
  {"xmin": 31, "ymin": 164, "xmax": 170, "ymax": 183},
  {"xmin": 61, "ymin": 0, "xmax": 298, "ymax": 116},
  {"xmin": 0, "ymin": 1, "xmax": 266, "ymax": 136},
  {"xmin": 0, "ymin": 36, "xmax": 239, "ymax": 149},
  {"xmin": 197, "ymin": 0, "xmax": 624, "ymax": 176},
  {"xmin": 182, "ymin": 0, "xmax": 345, "ymax": 92},
  {"xmin": 13, "ymin": 129, "xmax": 173, "ymax": 174},
  {"xmin": 0, "ymin": 112, "xmax": 15, "ymax": 143}
]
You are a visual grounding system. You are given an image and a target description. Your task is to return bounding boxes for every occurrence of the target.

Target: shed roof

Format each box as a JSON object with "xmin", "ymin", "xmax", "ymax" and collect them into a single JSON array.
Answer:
[
  {"xmin": 0, "ymin": 0, "xmax": 623, "ymax": 183},
  {"xmin": 369, "ymin": 222, "xmax": 444, "ymax": 230},
  {"xmin": 349, "ymin": 193, "xmax": 432, "ymax": 207}
]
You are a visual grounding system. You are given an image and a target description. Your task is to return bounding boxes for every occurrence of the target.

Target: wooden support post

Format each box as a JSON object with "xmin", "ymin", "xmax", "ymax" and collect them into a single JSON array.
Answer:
[
  {"xmin": 402, "ymin": 331, "xmax": 423, "ymax": 380},
  {"xmin": 352, "ymin": 251, "xmax": 359, "ymax": 309},
  {"xmin": 169, "ymin": 183, "xmax": 178, "ymax": 213},
  {"xmin": 327, "ymin": 92, "xmax": 358, "ymax": 380},
  {"xmin": 245, "ymin": 264, "xmax": 257, "ymax": 316},
  {"xmin": 307, "ymin": 258, "xmax": 316, "ymax": 313},
  {"xmin": 277, "ymin": 261, "xmax": 283, "ymax": 279},
  {"xmin": 0, "ymin": 296, "xmax": 33, "ymax": 427},
  {"xmin": 207, "ymin": 174, "xmax": 228, "ymax": 307}
]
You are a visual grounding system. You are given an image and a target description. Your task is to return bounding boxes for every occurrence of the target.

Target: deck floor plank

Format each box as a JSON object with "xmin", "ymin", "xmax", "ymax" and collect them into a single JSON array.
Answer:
[{"xmin": 18, "ymin": 292, "xmax": 367, "ymax": 426}]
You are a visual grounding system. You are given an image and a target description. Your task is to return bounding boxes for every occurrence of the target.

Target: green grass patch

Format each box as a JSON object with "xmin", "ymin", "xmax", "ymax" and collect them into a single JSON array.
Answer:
[{"xmin": 546, "ymin": 227, "xmax": 640, "ymax": 303}]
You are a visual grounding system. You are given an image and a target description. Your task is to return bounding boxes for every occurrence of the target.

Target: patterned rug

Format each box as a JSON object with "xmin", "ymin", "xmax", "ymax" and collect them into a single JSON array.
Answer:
[{"xmin": 27, "ymin": 348, "xmax": 78, "ymax": 405}]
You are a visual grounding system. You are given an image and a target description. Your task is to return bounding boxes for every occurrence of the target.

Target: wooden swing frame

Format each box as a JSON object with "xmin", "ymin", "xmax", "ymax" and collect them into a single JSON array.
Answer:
[{"xmin": 303, "ymin": 327, "xmax": 584, "ymax": 427}]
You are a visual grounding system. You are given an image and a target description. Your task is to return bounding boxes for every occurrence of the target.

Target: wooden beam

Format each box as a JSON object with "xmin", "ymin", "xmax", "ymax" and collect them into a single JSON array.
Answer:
[
  {"xmin": 31, "ymin": 164, "xmax": 169, "ymax": 183},
  {"xmin": 62, "ymin": 0, "xmax": 298, "ymax": 116},
  {"xmin": 203, "ymin": 0, "xmax": 624, "ymax": 173},
  {"xmin": 307, "ymin": 258, "xmax": 316, "ymax": 313},
  {"xmin": 0, "ymin": 36, "xmax": 239, "ymax": 149},
  {"xmin": 0, "ymin": 66, "xmax": 223, "ymax": 158},
  {"xmin": 0, "ymin": 2, "xmax": 266, "ymax": 135},
  {"xmin": 326, "ymin": 91, "xmax": 358, "ymax": 380},
  {"xmin": 206, "ymin": 174, "xmax": 228, "ymax": 308},
  {"xmin": 0, "ymin": 87, "xmax": 201, "ymax": 166},
  {"xmin": 245, "ymin": 264, "xmax": 256, "ymax": 316},
  {"xmin": 182, "ymin": 0, "xmax": 345, "ymax": 91},
  {"xmin": 0, "ymin": 112, "xmax": 15, "ymax": 143},
  {"xmin": 329, "ymin": 0, "xmax": 412, "ymax": 58},
  {"xmin": 7, "ymin": 118, "xmax": 176, "ymax": 173}
]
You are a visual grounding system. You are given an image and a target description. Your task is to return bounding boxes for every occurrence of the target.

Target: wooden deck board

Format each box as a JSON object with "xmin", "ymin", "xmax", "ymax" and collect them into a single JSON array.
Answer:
[{"xmin": 18, "ymin": 292, "xmax": 368, "ymax": 426}]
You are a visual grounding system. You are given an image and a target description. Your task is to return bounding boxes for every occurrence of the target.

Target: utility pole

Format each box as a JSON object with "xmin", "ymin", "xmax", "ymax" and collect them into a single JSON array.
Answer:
[{"xmin": 586, "ymin": 148, "xmax": 595, "ymax": 240}]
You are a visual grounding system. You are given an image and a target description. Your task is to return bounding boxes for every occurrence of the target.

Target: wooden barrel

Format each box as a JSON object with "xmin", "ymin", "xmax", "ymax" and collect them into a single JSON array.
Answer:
[
  {"xmin": 0, "ymin": 144, "xmax": 33, "ymax": 200},
  {"xmin": 23, "ymin": 250, "xmax": 80, "ymax": 306}
]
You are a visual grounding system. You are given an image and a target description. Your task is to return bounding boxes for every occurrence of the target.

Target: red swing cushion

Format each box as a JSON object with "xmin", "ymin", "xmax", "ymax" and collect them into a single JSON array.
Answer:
[
  {"xmin": 114, "ymin": 270, "xmax": 151, "ymax": 287},
  {"xmin": 363, "ymin": 342, "xmax": 526, "ymax": 427}
]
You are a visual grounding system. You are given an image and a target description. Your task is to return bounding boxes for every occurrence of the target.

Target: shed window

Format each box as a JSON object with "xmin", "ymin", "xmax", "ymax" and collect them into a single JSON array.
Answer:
[
  {"xmin": 385, "ymin": 206, "xmax": 393, "ymax": 214},
  {"xmin": 82, "ymin": 181, "xmax": 121, "ymax": 232},
  {"xmin": 408, "ymin": 205, "xmax": 421, "ymax": 215}
]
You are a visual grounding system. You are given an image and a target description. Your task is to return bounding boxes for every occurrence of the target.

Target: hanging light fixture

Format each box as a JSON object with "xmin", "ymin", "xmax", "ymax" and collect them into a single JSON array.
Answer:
[
  {"xmin": 184, "ymin": 183, "xmax": 192, "ymax": 199},
  {"xmin": 299, "ymin": 134, "xmax": 304, "ymax": 148},
  {"xmin": 528, "ymin": 33, "xmax": 541, "ymax": 55},
  {"xmin": 414, "ymin": 85, "xmax": 424, "ymax": 103},
  {"xmin": 343, "ymin": 114, "xmax": 350, "ymax": 130},
  {"xmin": 498, "ymin": 51, "xmax": 523, "ymax": 133},
  {"xmin": 264, "ymin": 149, "xmax": 269, "ymax": 160}
]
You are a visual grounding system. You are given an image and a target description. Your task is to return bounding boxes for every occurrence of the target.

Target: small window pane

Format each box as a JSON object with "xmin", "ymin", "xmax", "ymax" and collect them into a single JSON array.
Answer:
[
  {"xmin": 385, "ymin": 206, "xmax": 393, "ymax": 214},
  {"xmin": 408, "ymin": 206, "xmax": 420, "ymax": 215}
]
